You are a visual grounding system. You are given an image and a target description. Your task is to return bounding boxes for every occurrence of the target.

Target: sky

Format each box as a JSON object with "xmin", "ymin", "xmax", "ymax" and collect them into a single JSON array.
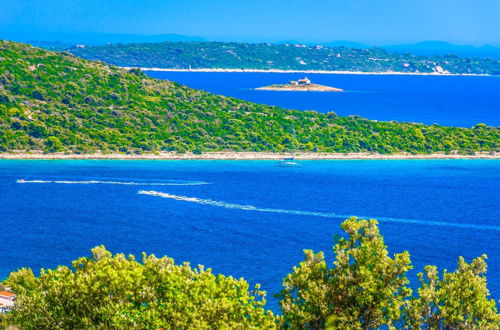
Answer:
[{"xmin": 1, "ymin": 0, "xmax": 500, "ymax": 46}]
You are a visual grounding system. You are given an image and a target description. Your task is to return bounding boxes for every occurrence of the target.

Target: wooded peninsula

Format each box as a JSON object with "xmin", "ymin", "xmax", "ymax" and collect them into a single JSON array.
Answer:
[
  {"xmin": 0, "ymin": 41, "xmax": 498, "ymax": 156},
  {"xmin": 65, "ymin": 41, "xmax": 500, "ymax": 75}
]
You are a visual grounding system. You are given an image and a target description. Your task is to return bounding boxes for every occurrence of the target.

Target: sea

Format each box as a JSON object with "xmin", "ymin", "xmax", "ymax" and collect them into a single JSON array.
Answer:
[
  {"xmin": 145, "ymin": 71, "xmax": 500, "ymax": 127},
  {"xmin": 1, "ymin": 160, "xmax": 499, "ymax": 312},
  {"xmin": 1, "ymin": 73, "xmax": 499, "ymax": 313}
]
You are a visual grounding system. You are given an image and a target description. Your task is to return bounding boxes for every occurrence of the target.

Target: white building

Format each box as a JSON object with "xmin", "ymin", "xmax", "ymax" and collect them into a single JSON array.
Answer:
[
  {"xmin": 0, "ymin": 291, "xmax": 15, "ymax": 313},
  {"xmin": 297, "ymin": 77, "xmax": 311, "ymax": 85}
]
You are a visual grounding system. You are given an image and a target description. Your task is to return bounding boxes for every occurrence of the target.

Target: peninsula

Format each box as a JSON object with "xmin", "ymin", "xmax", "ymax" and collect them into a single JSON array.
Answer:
[
  {"xmin": 256, "ymin": 77, "xmax": 343, "ymax": 91},
  {"xmin": 0, "ymin": 41, "xmax": 498, "ymax": 157}
]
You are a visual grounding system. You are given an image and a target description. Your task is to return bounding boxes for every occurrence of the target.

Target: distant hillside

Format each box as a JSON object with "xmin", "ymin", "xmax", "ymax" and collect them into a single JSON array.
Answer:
[
  {"xmin": 66, "ymin": 41, "xmax": 500, "ymax": 75},
  {"xmin": 26, "ymin": 41, "xmax": 74, "ymax": 51},
  {"xmin": 1, "ymin": 32, "xmax": 206, "ymax": 46},
  {"xmin": 321, "ymin": 40, "xmax": 371, "ymax": 49},
  {"xmin": 0, "ymin": 41, "xmax": 498, "ymax": 155}
]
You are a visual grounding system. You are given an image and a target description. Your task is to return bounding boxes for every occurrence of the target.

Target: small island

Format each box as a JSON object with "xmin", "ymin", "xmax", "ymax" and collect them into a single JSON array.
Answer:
[{"xmin": 255, "ymin": 77, "xmax": 344, "ymax": 92}]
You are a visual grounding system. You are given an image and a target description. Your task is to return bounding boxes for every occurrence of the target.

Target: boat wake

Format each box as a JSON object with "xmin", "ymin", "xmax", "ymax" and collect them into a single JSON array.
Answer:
[
  {"xmin": 138, "ymin": 190, "xmax": 500, "ymax": 232},
  {"xmin": 139, "ymin": 190, "xmax": 347, "ymax": 217},
  {"xmin": 16, "ymin": 179, "xmax": 209, "ymax": 186}
]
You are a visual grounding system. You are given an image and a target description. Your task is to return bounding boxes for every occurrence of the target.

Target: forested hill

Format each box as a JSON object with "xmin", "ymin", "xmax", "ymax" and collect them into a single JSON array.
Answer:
[
  {"xmin": 67, "ymin": 41, "xmax": 500, "ymax": 75},
  {"xmin": 0, "ymin": 40, "xmax": 498, "ymax": 154}
]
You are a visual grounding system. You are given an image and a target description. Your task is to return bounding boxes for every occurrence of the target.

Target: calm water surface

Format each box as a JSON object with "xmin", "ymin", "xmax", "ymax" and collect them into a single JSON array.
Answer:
[
  {"xmin": 1, "ymin": 160, "xmax": 499, "ymax": 311},
  {"xmin": 145, "ymin": 71, "xmax": 500, "ymax": 127}
]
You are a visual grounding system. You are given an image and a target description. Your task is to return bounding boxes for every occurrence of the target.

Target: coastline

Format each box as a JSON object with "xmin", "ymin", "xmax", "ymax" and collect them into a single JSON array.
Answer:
[
  {"xmin": 125, "ymin": 67, "xmax": 492, "ymax": 77},
  {"xmin": 1, "ymin": 152, "xmax": 498, "ymax": 160}
]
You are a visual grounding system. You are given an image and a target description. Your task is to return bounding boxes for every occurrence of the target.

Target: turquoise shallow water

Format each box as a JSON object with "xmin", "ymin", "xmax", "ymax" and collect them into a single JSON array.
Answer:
[{"xmin": 1, "ymin": 159, "xmax": 499, "ymax": 311}]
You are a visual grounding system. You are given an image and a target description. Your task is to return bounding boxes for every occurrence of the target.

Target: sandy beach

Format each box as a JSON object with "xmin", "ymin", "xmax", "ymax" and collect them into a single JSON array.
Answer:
[
  {"xmin": 1, "ymin": 151, "xmax": 498, "ymax": 160},
  {"xmin": 124, "ymin": 67, "xmax": 491, "ymax": 77}
]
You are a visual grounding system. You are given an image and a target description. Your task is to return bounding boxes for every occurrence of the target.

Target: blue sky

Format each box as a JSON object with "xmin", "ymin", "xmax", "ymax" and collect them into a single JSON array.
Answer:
[{"xmin": 1, "ymin": 0, "xmax": 499, "ymax": 45}]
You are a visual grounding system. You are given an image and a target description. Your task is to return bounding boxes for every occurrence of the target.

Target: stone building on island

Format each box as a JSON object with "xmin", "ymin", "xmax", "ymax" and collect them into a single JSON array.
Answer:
[{"xmin": 289, "ymin": 77, "xmax": 311, "ymax": 86}]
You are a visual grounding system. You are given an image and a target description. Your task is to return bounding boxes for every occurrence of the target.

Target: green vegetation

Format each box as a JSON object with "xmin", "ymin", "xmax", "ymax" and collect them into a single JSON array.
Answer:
[
  {"xmin": 67, "ymin": 41, "xmax": 500, "ymax": 75},
  {"xmin": 278, "ymin": 219, "xmax": 500, "ymax": 329},
  {"xmin": 279, "ymin": 218, "xmax": 412, "ymax": 329},
  {"xmin": 2, "ymin": 218, "xmax": 499, "ymax": 329},
  {"xmin": 404, "ymin": 256, "xmax": 500, "ymax": 329},
  {"xmin": 0, "ymin": 40, "xmax": 498, "ymax": 155},
  {"xmin": 1, "ymin": 247, "xmax": 275, "ymax": 329}
]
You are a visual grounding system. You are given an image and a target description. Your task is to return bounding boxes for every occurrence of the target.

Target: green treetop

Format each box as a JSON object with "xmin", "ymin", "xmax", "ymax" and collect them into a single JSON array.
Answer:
[
  {"xmin": 405, "ymin": 255, "xmax": 500, "ymax": 328},
  {"xmin": 278, "ymin": 218, "xmax": 413, "ymax": 329},
  {"xmin": 3, "ymin": 246, "xmax": 276, "ymax": 329}
]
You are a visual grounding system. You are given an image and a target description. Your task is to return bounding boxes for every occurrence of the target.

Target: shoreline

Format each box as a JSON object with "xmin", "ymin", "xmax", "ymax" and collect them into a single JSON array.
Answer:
[
  {"xmin": 1, "ymin": 152, "xmax": 498, "ymax": 160},
  {"xmin": 125, "ymin": 67, "xmax": 492, "ymax": 77}
]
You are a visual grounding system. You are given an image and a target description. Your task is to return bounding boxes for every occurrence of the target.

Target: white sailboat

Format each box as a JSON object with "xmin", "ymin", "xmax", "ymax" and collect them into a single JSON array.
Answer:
[{"xmin": 280, "ymin": 125, "xmax": 300, "ymax": 166}]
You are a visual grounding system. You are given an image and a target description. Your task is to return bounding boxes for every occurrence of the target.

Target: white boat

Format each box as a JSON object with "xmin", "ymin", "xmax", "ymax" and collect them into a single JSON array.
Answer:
[
  {"xmin": 280, "ymin": 158, "xmax": 300, "ymax": 166},
  {"xmin": 279, "ymin": 125, "xmax": 301, "ymax": 167}
]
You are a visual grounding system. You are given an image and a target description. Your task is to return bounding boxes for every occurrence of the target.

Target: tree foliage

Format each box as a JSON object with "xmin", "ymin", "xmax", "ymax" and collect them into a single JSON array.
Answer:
[
  {"xmin": 405, "ymin": 255, "xmax": 500, "ymax": 329},
  {"xmin": 278, "ymin": 218, "xmax": 413, "ymax": 329},
  {"xmin": 1, "ymin": 220, "xmax": 499, "ymax": 329},
  {"xmin": 2, "ymin": 246, "xmax": 276, "ymax": 329},
  {"xmin": 0, "ymin": 41, "xmax": 498, "ymax": 155}
]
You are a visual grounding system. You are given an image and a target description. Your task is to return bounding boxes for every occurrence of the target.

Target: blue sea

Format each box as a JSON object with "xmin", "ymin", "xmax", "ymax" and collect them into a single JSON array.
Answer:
[
  {"xmin": 1, "ymin": 160, "xmax": 499, "ymax": 312},
  {"xmin": 145, "ymin": 71, "xmax": 500, "ymax": 127}
]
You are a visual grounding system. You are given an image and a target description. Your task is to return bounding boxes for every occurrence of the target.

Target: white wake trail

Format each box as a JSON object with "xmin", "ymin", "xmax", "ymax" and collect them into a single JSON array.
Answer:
[
  {"xmin": 138, "ymin": 190, "xmax": 500, "ymax": 232},
  {"xmin": 17, "ymin": 179, "xmax": 209, "ymax": 186},
  {"xmin": 139, "ymin": 190, "xmax": 346, "ymax": 217}
]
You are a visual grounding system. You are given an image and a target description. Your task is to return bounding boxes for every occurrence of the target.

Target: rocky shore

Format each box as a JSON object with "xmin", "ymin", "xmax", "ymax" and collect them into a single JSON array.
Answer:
[
  {"xmin": 1, "ymin": 151, "xmax": 498, "ymax": 160},
  {"xmin": 255, "ymin": 83, "xmax": 343, "ymax": 92}
]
